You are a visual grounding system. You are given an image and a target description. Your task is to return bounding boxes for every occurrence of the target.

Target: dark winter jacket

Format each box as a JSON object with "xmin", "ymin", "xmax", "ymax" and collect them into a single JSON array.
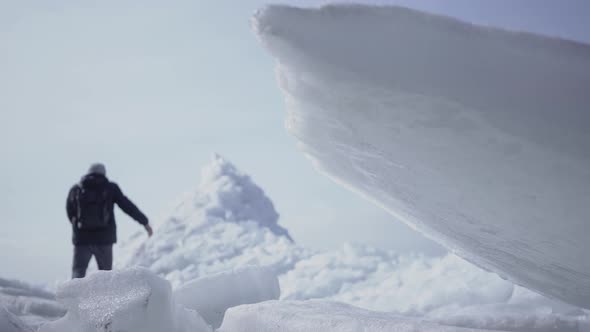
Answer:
[{"xmin": 66, "ymin": 174, "xmax": 148, "ymax": 245}]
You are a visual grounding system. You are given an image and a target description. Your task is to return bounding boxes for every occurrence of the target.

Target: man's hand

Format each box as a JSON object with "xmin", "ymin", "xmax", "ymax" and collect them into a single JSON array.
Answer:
[{"xmin": 144, "ymin": 224, "xmax": 153, "ymax": 237}]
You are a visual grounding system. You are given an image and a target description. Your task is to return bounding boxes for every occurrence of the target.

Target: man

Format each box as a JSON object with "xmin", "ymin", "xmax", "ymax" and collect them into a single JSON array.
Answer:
[{"xmin": 66, "ymin": 163, "xmax": 153, "ymax": 278}]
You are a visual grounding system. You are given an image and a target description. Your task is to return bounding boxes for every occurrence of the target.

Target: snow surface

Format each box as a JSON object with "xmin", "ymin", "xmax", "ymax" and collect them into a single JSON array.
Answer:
[{"xmin": 253, "ymin": 4, "xmax": 590, "ymax": 308}]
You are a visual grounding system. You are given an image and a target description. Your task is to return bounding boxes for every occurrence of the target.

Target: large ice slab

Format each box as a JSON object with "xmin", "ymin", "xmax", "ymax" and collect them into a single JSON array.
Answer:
[
  {"xmin": 253, "ymin": 4, "xmax": 590, "ymax": 308},
  {"xmin": 219, "ymin": 300, "xmax": 497, "ymax": 332},
  {"xmin": 175, "ymin": 266, "xmax": 280, "ymax": 328}
]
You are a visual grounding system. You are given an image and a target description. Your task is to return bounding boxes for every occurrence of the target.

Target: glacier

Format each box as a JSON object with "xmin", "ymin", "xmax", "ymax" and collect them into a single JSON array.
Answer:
[{"xmin": 252, "ymin": 4, "xmax": 590, "ymax": 308}]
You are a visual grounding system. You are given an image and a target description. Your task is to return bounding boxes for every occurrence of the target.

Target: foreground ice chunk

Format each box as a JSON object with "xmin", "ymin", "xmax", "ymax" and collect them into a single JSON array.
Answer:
[
  {"xmin": 219, "ymin": 300, "xmax": 496, "ymax": 332},
  {"xmin": 38, "ymin": 268, "xmax": 211, "ymax": 332},
  {"xmin": 175, "ymin": 266, "xmax": 280, "ymax": 328},
  {"xmin": 253, "ymin": 4, "xmax": 590, "ymax": 307}
]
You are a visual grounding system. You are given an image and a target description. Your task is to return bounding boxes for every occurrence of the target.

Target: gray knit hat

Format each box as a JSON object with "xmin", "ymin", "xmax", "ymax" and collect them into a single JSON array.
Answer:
[{"xmin": 88, "ymin": 163, "xmax": 106, "ymax": 176}]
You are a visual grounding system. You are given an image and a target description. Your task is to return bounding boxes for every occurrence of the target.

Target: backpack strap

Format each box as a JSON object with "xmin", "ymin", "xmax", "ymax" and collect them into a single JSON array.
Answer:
[{"xmin": 74, "ymin": 184, "xmax": 83, "ymax": 221}]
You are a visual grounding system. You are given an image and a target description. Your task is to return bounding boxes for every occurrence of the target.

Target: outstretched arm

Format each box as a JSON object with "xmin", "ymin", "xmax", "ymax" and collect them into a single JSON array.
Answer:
[{"xmin": 112, "ymin": 183, "xmax": 149, "ymax": 227}]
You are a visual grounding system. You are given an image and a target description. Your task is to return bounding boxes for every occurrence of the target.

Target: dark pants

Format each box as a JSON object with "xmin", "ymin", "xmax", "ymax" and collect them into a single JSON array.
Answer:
[{"xmin": 72, "ymin": 245, "xmax": 113, "ymax": 279}]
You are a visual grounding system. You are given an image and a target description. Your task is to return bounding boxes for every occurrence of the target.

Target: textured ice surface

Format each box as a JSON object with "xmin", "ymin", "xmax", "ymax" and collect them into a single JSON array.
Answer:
[
  {"xmin": 253, "ymin": 4, "xmax": 590, "ymax": 308},
  {"xmin": 219, "ymin": 300, "xmax": 497, "ymax": 332},
  {"xmin": 38, "ymin": 268, "xmax": 211, "ymax": 332},
  {"xmin": 174, "ymin": 266, "xmax": 279, "ymax": 328}
]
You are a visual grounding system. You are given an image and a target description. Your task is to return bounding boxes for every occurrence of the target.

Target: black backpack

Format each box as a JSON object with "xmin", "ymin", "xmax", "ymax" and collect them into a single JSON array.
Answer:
[{"xmin": 75, "ymin": 183, "xmax": 112, "ymax": 230}]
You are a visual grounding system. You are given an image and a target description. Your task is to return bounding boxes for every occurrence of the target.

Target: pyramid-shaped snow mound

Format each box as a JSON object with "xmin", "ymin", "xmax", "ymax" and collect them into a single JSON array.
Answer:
[
  {"xmin": 118, "ymin": 155, "xmax": 296, "ymax": 286},
  {"xmin": 171, "ymin": 154, "xmax": 291, "ymax": 240}
]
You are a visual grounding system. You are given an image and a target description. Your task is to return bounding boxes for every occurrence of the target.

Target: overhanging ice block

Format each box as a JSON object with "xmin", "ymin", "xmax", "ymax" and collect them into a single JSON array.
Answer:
[{"xmin": 253, "ymin": 4, "xmax": 590, "ymax": 308}]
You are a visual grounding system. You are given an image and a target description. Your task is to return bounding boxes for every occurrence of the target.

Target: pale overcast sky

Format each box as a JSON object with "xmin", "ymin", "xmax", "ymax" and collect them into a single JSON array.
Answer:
[{"xmin": 1, "ymin": 0, "xmax": 588, "ymax": 284}]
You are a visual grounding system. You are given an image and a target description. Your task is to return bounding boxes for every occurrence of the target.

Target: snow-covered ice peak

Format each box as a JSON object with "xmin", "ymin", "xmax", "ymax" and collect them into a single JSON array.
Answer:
[
  {"xmin": 118, "ymin": 155, "xmax": 298, "ymax": 286},
  {"xmin": 253, "ymin": 4, "xmax": 590, "ymax": 308},
  {"xmin": 171, "ymin": 154, "xmax": 292, "ymax": 241}
]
